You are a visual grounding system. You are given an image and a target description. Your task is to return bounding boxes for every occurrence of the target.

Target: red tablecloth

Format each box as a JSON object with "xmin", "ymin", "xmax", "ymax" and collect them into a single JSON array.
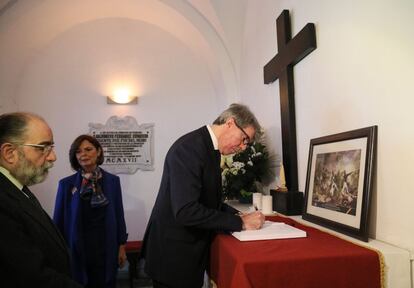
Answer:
[{"xmin": 210, "ymin": 216, "xmax": 382, "ymax": 288}]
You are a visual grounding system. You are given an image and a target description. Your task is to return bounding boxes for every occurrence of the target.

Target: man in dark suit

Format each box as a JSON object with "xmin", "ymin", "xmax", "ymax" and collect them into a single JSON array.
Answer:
[
  {"xmin": 0, "ymin": 112, "xmax": 82, "ymax": 287},
  {"xmin": 142, "ymin": 103, "xmax": 266, "ymax": 288}
]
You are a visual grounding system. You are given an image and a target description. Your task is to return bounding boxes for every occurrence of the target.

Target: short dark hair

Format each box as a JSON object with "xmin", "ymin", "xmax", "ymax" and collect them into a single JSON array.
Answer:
[
  {"xmin": 0, "ymin": 112, "xmax": 42, "ymax": 145},
  {"xmin": 69, "ymin": 134, "xmax": 104, "ymax": 171},
  {"xmin": 213, "ymin": 103, "xmax": 262, "ymax": 140}
]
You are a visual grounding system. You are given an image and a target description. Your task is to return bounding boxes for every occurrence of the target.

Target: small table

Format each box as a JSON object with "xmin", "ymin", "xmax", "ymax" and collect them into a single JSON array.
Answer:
[
  {"xmin": 224, "ymin": 201, "xmax": 411, "ymax": 287},
  {"xmin": 210, "ymin": 215, "xmax": 382, "ymax": 288},
  {"xmin": 125, "ymin": 241, "xmax": 143, "ymax": 288}
]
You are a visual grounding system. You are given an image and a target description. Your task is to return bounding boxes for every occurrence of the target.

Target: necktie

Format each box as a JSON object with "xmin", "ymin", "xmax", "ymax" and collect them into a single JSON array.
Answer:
[
  {"xmin": 22, "ymin": 186, "xmax": 66, "ymax": 247},
  {"xmin": 22, "ymin": 186, "xmax": 42, "ymax": 209},
  {"xmin": 215, "ymin": 150, "xmax": 224, "ymax": 202},
  {"xmin": 215, "ymin": 150, "xmax": 221, "ymax": 164}
]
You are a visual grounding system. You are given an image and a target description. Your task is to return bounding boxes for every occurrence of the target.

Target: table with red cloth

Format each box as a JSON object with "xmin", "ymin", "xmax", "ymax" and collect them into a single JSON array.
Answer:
[
  {"xmin": 209, "ymin": 215, "xmax": 383, "ymax": 288},
  {"xmin": 125, "ymin": 241, "xmax": 143, "ymax": 288}
]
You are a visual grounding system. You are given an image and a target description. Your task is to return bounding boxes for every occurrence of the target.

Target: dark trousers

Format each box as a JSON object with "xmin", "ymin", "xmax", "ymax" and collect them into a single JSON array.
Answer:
[
  {"xmin": 152, "ymin": 279, "xmax": 172, "ymax": 288},
  {"xmin": 152, "ymin": 279, "xmax": 204, "ymax": 288}
]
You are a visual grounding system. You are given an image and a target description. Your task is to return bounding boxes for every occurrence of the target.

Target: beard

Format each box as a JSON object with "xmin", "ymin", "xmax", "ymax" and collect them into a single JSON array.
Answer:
[{"xmin": 12, "ymin": 150, "xmax": 54, "ymax": 186}]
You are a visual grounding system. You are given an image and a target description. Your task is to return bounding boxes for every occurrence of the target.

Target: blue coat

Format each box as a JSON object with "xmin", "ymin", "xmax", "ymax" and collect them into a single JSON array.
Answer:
[{"xmin": 53, "ymin": 169, "xmax": 128, "ymax": 287}]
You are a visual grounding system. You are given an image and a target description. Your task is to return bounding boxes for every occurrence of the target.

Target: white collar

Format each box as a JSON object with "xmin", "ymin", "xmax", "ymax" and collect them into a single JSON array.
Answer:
[
  {"xmin": 0, "ymin": 166, "xmax": 28, "ymax": 198},
  {"xmin": 206, "ymin": 125, "xmax": 219, "ymax": 150}
]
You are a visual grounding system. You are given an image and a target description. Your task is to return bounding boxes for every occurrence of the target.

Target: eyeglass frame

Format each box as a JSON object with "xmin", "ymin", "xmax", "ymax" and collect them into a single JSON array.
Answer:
[
  {"xmin": 233, "ymin": 120, "xmax": 251, "ymax": 146},
  {"xmin": 19, "ymin": 143, "xmax": 55, "ymax": 155}
]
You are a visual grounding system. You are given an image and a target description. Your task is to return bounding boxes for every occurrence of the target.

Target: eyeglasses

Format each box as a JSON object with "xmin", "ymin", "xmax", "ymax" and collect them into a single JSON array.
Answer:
[
  {"xmin": 20, "ymin": 143, "xmax": 55, "ymax": 155},
  {"xmin": 234, "ymin": 121, "xmax": 251, "ymax": 146}
]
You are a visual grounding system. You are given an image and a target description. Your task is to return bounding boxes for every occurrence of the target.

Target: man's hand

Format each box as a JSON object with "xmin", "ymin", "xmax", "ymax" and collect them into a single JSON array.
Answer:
[
  {"xmin": 240, "ymin": 211, "xmax": 265, "ymax": 230},
  {"xmin": 118, "ymin": 244, "xmax": 127, "ymax": 268}
]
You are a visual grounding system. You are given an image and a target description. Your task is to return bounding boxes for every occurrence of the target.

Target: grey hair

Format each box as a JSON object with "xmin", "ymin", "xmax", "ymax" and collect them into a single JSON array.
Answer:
[
  {"xmin": 0, "ymin": 112, "xmax": 42, "ymax": 145},
  {"xmin": 213, "ymin": 103, "xmax": 262, "ymax": 141}
]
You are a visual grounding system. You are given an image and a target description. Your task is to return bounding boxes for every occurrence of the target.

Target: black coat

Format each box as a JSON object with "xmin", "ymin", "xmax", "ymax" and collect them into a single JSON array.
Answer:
[
  {"xmin": 142, "ymin": 126, "xmax": 242, "ymax": 288},
  {"xmin": 0, "ymin": 172, "xmax": 82, "ymax": 288}
]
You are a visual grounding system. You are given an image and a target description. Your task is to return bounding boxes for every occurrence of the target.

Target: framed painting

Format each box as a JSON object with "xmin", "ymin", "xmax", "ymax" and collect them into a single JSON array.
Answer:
[{"xmin": 302, "ymin": 126, "xmax": 377, "ymax": 241}]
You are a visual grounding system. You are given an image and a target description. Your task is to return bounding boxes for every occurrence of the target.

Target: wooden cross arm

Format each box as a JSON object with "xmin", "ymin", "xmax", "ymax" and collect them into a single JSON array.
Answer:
[{"xmin": 264, "ymin": 23, "xmax": 317, "ymax": 84}]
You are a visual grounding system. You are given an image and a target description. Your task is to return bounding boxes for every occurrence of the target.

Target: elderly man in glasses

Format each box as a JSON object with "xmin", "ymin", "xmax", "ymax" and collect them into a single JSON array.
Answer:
[
  {"xmin": 0, "ymin": 112, "xmax": 82, "ymax": 288},
  {"xmin": 142, "ymin": 103, "xmax": 266, "ymax": 288}
]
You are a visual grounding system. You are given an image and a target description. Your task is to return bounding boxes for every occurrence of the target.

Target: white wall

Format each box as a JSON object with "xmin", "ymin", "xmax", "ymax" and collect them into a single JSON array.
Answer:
[
  {"xmin": 18, "ymin": 17, "xmax": 222, "ymax": 240},
  {"xmin": 0, "ymin": 0, "xmax": 238, "ymax": 240},
  {"xmin": 240, "ymin": 0, "xmax": 414, "ymax": 257}
]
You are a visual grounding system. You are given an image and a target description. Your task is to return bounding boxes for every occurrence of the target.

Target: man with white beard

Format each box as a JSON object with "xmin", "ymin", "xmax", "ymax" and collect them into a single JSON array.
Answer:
[{"xmin": 0, "ymin": 112, "xmax": 82, "ymax": 288}]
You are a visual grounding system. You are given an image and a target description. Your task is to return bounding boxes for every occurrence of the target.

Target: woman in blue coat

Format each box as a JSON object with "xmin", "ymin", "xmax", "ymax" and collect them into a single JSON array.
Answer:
[{"xmin": 53, "ymin": 135, "xmax": 128, "ymax": 288}]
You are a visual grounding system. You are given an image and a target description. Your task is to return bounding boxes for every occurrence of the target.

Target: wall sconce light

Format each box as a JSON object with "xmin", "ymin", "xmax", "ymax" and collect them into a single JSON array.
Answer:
[{"xmin": 107, "ymin": 88, "xmax": 138, "ymax": 105}]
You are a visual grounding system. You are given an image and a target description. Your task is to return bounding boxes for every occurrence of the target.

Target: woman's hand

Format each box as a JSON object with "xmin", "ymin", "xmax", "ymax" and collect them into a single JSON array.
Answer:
[{"xmin": 118, "ymin": 244, "xmax": 127, "ymax": 268}]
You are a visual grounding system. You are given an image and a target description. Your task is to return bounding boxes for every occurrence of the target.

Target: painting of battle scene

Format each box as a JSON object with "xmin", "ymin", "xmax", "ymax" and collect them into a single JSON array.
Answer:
[{"xmin": 311, "ymin": 149, "xmax": 361, "ymax": 215}]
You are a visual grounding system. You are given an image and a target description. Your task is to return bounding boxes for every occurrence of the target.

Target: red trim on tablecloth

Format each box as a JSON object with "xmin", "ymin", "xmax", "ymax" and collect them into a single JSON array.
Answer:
[{"xmin": 210, "ymin": 216, "xmax": 381, "ymax": 288}]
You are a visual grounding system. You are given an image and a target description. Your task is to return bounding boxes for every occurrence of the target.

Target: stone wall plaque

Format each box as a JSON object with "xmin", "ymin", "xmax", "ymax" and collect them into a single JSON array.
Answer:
[{"xmin": 89, "ymin": 116, "xmax": 154, "ymax": 174}]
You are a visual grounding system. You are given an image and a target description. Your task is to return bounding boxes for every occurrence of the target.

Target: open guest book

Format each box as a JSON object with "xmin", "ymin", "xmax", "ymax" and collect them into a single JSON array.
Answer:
[{"xmin": 232, "ymin": 221, "xmax": 307, "ymax": 241}]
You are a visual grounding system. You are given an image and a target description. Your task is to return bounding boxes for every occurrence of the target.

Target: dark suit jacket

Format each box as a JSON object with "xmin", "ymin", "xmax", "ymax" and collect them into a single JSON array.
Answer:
[
  {"xmin": 0, "ymin": 172, "xmax": 82, "ymax": 288},
  {"xmin": 53, "ymin": 169, "xmax": 128, "ymax": 286},
  {"xmin": 142, "ymin": 126, "xmax": 242, "ymax": 288}
]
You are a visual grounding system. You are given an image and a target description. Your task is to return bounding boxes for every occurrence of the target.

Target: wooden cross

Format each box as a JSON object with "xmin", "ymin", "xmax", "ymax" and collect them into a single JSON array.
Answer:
[{"xmin": 264, "ymin": 10, "xmax": 316, "ymax": 191}]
